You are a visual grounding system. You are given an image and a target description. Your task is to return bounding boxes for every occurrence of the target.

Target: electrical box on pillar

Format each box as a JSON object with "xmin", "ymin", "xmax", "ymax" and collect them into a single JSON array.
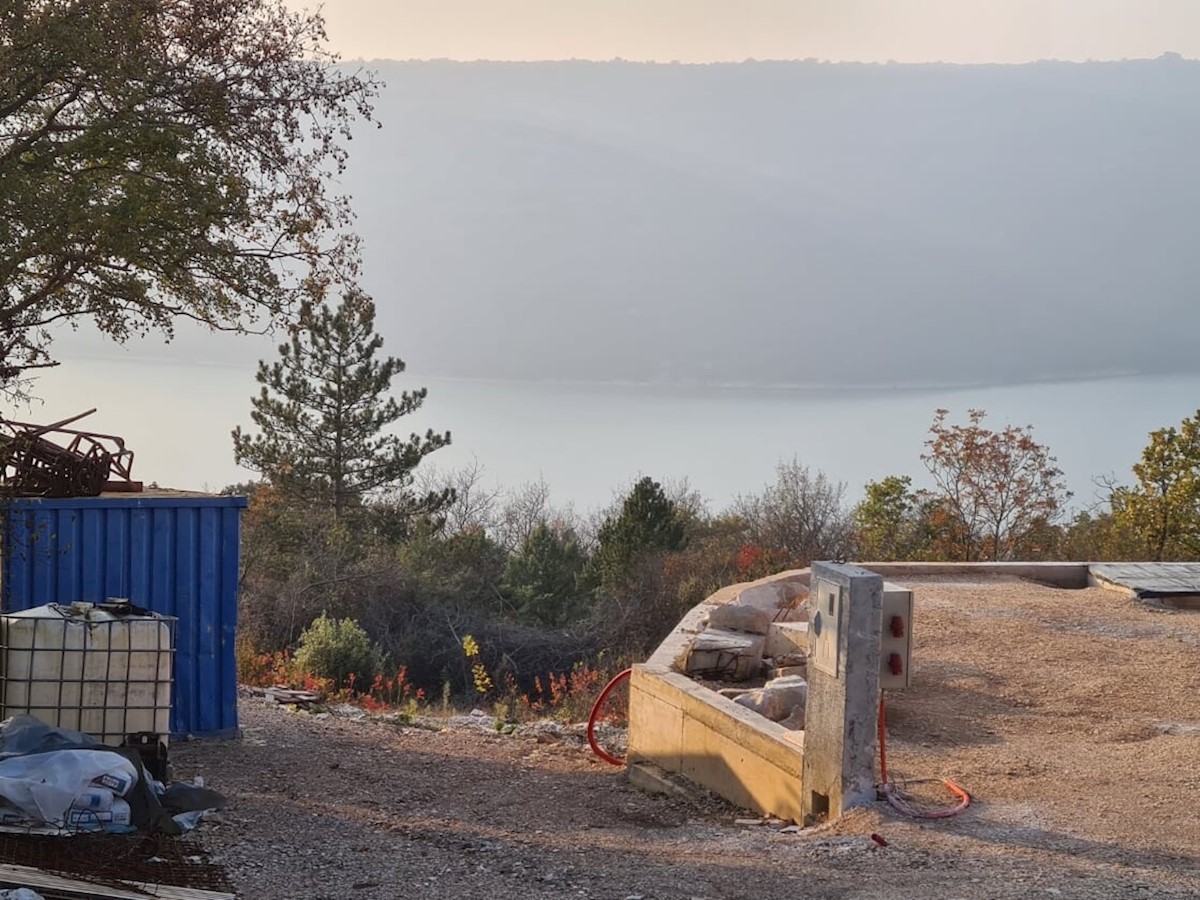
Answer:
[
  {"xmin": 880, "ymin": 582, "xmax": 914, "ymax": 691},
  {"xmin": 810, "ymin": 579, "xmax": 843, "ymax": 677},
  {"xmin": 801, "ymin": 562, "xmax": 883, "ymax": 824}
]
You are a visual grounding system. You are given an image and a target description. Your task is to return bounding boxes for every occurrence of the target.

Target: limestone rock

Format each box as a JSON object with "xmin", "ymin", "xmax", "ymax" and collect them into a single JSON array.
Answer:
[
  {"xmin": 736, "ymin": 582, "xmax": 809, "ymax": 623},
  {"xmin": 769, "ymin": 664, "xmax": 808, "ymax": 680},
  {"xmin": 733, "ymin": 674, "xmax": 808, "ymax": 721},
  {"xmin": 707, "ymin": 602, "xmax": 773, "ymax": 635},
  {"xmin": 686, "ymin": 628, "xmax": 765, "ymax": 681},
  {"xmin": 765, "ymin": 620, "xmax": 810, "ymax": 659},
  {"xmin": 779, "ymin": 706, "xmax": 806, "ymax": 730}
]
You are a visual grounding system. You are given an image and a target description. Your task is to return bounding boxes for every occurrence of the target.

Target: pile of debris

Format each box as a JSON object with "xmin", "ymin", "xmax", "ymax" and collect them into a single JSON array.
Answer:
[
  {"xmin": 0, "ymin": 717, "xmax": 231, "ymax": 898},
  {"xmin": 246, "ymin": 685, "xmax": 322, "ymax": 710},
  {"xmin": 0, "ymin": 410, "xmax": 140, "ymax": 497},
  {"xmin": 0, "ymin": 717, "xmax": 223, "ymax": 837},
  {"xmin": 680, "ymin": 579, "xmax": 810, "ymax": 730}
]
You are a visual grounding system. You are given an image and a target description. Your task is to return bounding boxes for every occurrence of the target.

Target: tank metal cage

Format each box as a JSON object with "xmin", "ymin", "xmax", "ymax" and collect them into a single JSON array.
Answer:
[{"xmin": 0, "ymin": 602, "xmax": 176, "ymax": 777}]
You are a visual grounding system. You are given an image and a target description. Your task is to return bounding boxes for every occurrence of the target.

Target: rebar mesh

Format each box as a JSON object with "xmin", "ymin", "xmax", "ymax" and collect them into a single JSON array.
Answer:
[{"xmin": 0, "ymin": 832, "xmax": 234, "ymax": 895}]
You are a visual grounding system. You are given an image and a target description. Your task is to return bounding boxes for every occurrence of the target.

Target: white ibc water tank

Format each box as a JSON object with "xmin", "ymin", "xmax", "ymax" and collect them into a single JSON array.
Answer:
[{"xmin": 0, "ymin": 601, "xmax": 175, "ymax": 748}]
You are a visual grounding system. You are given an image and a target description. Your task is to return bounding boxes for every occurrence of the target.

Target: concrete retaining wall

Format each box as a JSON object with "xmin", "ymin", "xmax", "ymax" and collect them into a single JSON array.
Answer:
[
  {"xmin": 626, "ymin": 560, "xmax": 1094, "ymax": 823},
  {"xmin": 629, "ymin": 569, "xmax": 811, "ymax": 822},
  {"xmin": 628, "ymin": 666, "xmax": 805, "ymax": 822},
  {"xmin": 855, "ymin": 561, "xmax": 1089, "ymax": 588}
]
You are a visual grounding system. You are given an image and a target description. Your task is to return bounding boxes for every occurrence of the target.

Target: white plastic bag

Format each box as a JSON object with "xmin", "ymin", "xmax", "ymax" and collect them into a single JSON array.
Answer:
[{"xmin": 0, "ymin": 750, "xmax": 138, "ymax": 827}]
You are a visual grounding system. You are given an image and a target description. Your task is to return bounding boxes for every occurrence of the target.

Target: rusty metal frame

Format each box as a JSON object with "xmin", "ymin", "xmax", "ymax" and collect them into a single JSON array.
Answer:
[{"xmin": 0, "ymin": 409, "xmax": 141, "ymax": 497}]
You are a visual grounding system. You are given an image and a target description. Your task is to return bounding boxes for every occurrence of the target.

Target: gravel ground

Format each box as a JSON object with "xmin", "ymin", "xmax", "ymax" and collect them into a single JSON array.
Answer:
[{"xmin": 173, "ymin": 577, "xmax": 1200, "ymax": 899}]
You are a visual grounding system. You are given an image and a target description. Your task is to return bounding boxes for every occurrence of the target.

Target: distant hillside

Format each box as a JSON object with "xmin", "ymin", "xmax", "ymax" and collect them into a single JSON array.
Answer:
[{"xmin": 115, "ymin": 57, "xmax": 1200, "ymax": 388}]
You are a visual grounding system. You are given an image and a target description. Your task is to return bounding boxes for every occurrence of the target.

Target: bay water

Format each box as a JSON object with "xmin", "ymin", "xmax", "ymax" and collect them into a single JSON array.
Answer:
[{"xmin": 19, "ymin": 356, "xmax": 1200, "ymax": 515}]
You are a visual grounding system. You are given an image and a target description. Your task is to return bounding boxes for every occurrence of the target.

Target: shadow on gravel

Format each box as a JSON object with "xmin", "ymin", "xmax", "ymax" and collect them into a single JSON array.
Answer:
[{"xmin": 963, "ymin": 816, "xmax": 1200, "ymax": 875}]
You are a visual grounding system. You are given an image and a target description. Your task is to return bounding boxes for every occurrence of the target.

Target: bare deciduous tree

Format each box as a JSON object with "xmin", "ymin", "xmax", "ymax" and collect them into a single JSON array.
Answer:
[
  {"xmin": 416, "ymin": 458, "xmax": 501, "ymax": 536},
  {"xmin": 732, "ymin": 459, "xmax": 853, "ymax": 567},
  {"xmin": 493, "ymin": 477, "xmax": 554, "ymax": 553}
]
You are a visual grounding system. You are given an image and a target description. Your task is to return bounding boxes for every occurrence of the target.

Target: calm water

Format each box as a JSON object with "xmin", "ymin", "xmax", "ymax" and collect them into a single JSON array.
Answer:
[{"xmin": 18, "ymin": 356, "xmax": 1200, "ymax": 514}]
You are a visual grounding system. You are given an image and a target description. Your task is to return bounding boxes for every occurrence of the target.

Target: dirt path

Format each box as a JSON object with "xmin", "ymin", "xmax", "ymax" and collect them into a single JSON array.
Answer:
[{"xmin": 173, "ymin": 577, "xmax": 1200, "ymax": 899}]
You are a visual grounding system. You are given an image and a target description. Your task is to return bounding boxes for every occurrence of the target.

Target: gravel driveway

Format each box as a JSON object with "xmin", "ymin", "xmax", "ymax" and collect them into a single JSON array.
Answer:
[
  {"xmin": 174, "ymin": 678, "xmax": 1200, "ymax": 899},
  {"xmin": 168, "ymin": 575, "xmax": 1200, "ymax": 900}
]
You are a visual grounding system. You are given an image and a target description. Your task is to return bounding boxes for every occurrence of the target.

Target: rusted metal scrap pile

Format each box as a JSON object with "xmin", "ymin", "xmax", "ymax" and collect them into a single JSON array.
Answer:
[{"xmin": 0, "ymin": 410, "xmax": 141, "ymax": 498}]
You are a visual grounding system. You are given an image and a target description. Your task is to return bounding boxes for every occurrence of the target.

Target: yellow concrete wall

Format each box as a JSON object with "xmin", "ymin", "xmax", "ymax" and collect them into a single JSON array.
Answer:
[{"xmin": 628, "ymin": 665, "xmax": 805, "ymax": 822}]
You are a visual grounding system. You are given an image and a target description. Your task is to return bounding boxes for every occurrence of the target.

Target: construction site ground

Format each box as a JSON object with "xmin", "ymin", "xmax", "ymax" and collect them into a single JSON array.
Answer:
[{"xmin": 173, "ymin": 576, "xmax": 1200, "ymax": 899}]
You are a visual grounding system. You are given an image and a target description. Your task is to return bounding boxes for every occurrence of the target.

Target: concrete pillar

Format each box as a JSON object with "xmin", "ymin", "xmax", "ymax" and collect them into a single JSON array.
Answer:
[{"xmin": 800, "ymin": 562, "xmax": 882, "ymax": 822}]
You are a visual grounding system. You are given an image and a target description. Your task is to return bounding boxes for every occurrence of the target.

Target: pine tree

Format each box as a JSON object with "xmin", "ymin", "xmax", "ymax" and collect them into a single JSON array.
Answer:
[
  {"xmin": 232, "ymin": 291, "xmax": 452, "ymax": 522},
  {"xmin": 502, "ymin": 522, "xmax": 589, "ymax": 627},
  {"xmin": 591, "ymin": 477, "xmax": 686, "ymax": 591}
]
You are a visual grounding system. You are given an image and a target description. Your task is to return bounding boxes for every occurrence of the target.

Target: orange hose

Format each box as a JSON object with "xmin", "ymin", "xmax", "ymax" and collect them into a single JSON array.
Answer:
[
  {"xmin": 588, "ymin": 668, "xmax": 632, "ymax": 766},
  {"xmin": 878, "ymin": 697, "xmax": 971, "ymax": 819},
  {"xmin": 878, "ymin": 696, "xmax": 890, "ymax": 784}
]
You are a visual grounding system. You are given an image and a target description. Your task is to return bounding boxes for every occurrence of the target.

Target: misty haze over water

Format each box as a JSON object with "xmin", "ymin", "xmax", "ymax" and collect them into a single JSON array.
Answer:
[
  {"xmin": 59, "ymin": 56, "xmax": 1200, "ymax": 386},
  {"xmin": 23, "ymin": 356, "xmax": 1200, "ymax": 514},
  {"xmin": 37, "ymin": 57, "xmax": 1200, "ymax": 502},
  {"xmin": 348, "ymin": 57, "xmax": 1199, "ymax": 388}
]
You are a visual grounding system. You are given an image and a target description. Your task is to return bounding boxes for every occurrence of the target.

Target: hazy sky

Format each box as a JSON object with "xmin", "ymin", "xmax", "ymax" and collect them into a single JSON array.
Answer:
[{"xmin": 305, "ymin": 0, "xmax": 1198, "ymax": 64}]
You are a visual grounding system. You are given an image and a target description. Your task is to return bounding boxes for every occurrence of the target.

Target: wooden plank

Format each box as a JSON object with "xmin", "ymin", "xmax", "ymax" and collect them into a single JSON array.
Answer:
[
  {"xmin": 0, "ymin": 863, "xmax": 235, "ymax": 900},
  {"xmin": 102, "ymin": 481, "xmax": 145, "ymax": 493},
  {"xmin": 264, "ymin": 688, "xmax": 319, "ymax": 704}
]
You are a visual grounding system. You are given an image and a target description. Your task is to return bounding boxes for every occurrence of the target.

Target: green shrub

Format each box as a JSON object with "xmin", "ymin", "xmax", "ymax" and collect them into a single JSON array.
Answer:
[{"xmin": 293, "ymin": 614, "xmax": 383, "ymax": 689}]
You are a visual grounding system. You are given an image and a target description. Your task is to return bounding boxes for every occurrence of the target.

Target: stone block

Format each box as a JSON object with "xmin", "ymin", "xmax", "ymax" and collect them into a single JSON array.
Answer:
[
  {"xmin": 779, "ymin": 706, "xmax": 806, "ymax": 731},
  {"xmin": 765, "ymin": 621, "xmax": 810, "ymax": 659},
  {"xmin": 733, "ymin": 675, "xmax": 808, "ymax": 722},
  {"xmin": 707, "ymin": 602, "xmax": 773, "ymax": 635},
  {"xmin": 736, "ymin": 582, "xmax": 808, "ymax": 621},
  {"xmin": 769, "ymin": 664, "xmax": 807, "ymax": 680},
  {"xmin": 685, "ymin": 628, "xmax": 765, "ymax": 681}
]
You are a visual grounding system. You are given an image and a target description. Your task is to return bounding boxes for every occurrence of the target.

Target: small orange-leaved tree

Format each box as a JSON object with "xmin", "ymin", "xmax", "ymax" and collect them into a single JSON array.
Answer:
[{"xmin": 921, "ymin": 409, "xmax": 1070, "ymax": 561}]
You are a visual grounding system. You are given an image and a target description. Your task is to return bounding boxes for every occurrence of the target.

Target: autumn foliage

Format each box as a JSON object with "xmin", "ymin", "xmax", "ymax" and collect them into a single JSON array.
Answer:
[
  {"xmin": 920, "ymin": 409, "xmax": 1071, "ymax": 561},
  {"xmin": 234, "ymin": 402, "xmax": 1200, "ymax": 725},
  {"xmin": 1111, "ymin": 410, "xmax": 1200, "ymax": 560}
]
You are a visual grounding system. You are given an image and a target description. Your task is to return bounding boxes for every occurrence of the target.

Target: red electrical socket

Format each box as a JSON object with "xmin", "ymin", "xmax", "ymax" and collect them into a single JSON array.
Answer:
[
  {"xmin": 890, "ymin": 615, "xmax": 905, "ymax": 638},
  {"xmin": 888, "ymin": 653, "xmax": 904, "ymax": 676}
]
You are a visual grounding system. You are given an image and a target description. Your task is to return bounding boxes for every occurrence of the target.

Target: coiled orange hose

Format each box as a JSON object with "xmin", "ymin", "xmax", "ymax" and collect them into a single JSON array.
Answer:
[{"xmin": 878, "ymin": 697, "xmax": 970, "ymax": 819}]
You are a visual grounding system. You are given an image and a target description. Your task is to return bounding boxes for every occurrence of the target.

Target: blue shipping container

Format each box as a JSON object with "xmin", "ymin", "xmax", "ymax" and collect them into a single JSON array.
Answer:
[{"xmin": 2, "ymin": 494, "xmax": 247, "ymax": 738}]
